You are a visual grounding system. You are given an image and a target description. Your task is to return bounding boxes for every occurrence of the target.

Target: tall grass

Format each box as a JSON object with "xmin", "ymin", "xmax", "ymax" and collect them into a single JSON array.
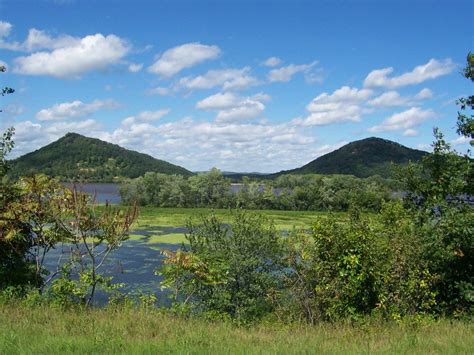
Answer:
[{"xmin": 0, "ymin": 304, "xmax": 472, "ymax": 354}]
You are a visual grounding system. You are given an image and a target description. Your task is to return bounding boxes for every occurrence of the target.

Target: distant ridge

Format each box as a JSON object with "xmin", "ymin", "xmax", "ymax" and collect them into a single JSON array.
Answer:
[
  {"xmin": 9, "ymin": 133, "xmax": 192, "ymax": 182},
  {"xmin": 273, "ymin": 137, "xmax": 428, "ymax": 178}
]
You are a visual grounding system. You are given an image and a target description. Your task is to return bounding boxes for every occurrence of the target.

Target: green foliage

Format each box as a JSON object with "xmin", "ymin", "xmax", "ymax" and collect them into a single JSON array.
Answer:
[
  {"xmin": 1, "ymin": 175, "xmax": 73, "ymax": 288},
  {"xmin": 399, "ymin": 128, "xmax": 473, "ymax": 315},
  {"xmin": 159, "ymin": 211, "xmax": 284, "ymax": 322},
  {"xmin": 280, "ymin": 202, "xmax": 438, "ymax": 323},
  {"xmin": 121, "ymin": 169, "xmax": 395, "ymax": 212},
  {"xmin": 282, "ymin": 208, "xmax": 378, "ymax": 322},
  {"xmin": 456, "ymin": 52, "xmax": 473, "ymax": 145},
  {"xmin": 1, "ymin": 65, "xmax": 15, "ymax": 112},
  {"xmin": 55, "ymin": 191, "xmax": 138, "ymax": 305},
  {"xmin": 9, "ymin": 132, "xmax": 192, "ymax": 182},
  {"xmin": 278, "ymin": 137, "xmax": 427, "ymax": 178}
]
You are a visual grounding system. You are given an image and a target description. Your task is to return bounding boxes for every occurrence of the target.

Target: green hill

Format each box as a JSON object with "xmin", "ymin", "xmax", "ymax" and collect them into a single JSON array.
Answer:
[
  {"xmin": 9, "ymin": 133, "xmax": 192, "ymax": 182},
  {"xmin": 275, "ymin": 137, "xmax": 428, "ymax": 178}
]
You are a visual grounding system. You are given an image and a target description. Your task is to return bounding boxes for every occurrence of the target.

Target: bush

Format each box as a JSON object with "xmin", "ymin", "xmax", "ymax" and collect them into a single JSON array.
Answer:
[{"xmin": 159, "ymin": 211, "xmax": 285, "ymax": 323}]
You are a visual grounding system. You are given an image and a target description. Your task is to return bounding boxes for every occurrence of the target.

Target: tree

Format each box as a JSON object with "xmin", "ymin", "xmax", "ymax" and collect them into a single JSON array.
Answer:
[
  {"xmin": 456, "ymin": 52, "xmax": 474, "ymax": 145},
  {"xmin": 397, "ymin": 53, "xmax": 474, "ymax": 314},
  {"xmin": 1, "ymin": 65, "xmax": 15, "ymax": 112},
  {"xmin": 159, "ymin": 211, "xmax": 284, "ymax": 322}
]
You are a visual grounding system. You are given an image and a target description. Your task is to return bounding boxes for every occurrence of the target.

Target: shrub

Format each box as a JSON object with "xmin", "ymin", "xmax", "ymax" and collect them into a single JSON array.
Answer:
[{"xmin": 159, "ymin": 211, "xmax": 285, "ymax": 323}]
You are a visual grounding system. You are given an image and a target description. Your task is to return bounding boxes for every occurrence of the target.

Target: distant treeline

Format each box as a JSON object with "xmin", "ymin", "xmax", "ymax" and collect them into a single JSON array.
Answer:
[{"xmin": 120, "ymin": 168, "xmax": 401, "ymax": 211}]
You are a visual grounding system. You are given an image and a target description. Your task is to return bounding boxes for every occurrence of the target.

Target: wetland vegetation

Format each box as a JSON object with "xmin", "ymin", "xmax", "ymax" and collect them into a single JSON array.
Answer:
[{"xmin": 0, "ymin": 53, "xmax": 473, "ymax": 353}]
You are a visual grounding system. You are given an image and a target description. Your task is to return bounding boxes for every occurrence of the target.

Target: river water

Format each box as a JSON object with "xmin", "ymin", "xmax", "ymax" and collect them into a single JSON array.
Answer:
[{"xmin": 63, "ymin": 183, "xmax": 122, "ymax": 204}]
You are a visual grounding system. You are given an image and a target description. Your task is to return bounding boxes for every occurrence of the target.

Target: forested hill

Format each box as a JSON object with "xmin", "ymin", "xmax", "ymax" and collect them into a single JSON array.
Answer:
[
  {"xmin": 9, "ymin": 133, "xmax": 192, "ymax": 182},
  {"xmin": 275, "ymin": 137, "xmax": 428, "ymax": 178}
]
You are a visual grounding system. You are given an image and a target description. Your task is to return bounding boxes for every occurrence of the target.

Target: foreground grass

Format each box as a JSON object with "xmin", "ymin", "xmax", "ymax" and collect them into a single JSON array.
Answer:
[{"xmin": 0, "ymin": 304, "xmax": 472, "ymax": 354}]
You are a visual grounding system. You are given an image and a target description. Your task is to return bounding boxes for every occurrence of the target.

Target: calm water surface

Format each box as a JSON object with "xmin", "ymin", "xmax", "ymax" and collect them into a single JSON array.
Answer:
[{"xmin": 63, "ymin": 183, "xmax": 121, "ymax": 204}]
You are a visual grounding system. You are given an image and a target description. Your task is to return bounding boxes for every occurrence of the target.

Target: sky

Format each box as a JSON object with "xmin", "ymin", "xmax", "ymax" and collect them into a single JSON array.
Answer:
[{"xmin": 0, "ymin": 0, "xmax": 472, "ymax": 173}]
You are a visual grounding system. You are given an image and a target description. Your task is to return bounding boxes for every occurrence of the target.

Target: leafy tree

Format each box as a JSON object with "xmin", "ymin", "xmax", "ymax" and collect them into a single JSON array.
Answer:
[
  {"xmin": 456, "ymin": 52, "xmax": 474, "ymax": 145},
  {"xmin": 397, "ymin": 53, "xmax": 474, "ymax": 315},
  {"xmin": 1, "ymin": 65, "xmax": 15, "ymax": 112},
  {"xmin": 159, "ymin": 211, "xmax": 284, "ymax": 322},
  {"xmin": 48, "ymin": 191, "xmax": 138, "ymax": 306}
]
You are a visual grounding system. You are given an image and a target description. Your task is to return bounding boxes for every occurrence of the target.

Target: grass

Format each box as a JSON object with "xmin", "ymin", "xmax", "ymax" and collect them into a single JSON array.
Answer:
[
  {"xmin": 0, "ymin": 304, "xmax": 472, "ymax": 354},
  {"xmin": 126, "ymin": 207, "xmax": 341, "ymax": 245}
]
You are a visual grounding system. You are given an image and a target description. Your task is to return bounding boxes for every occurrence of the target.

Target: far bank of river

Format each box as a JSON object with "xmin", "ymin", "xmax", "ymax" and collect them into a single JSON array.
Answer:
[{"xmin": 62, "ymin": 182, "xmax": 279, "ymax": 204}]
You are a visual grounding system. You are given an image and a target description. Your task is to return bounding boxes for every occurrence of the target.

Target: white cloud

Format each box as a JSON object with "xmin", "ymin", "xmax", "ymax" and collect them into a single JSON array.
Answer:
[
  {"xmin": 0, "ymin": 21, "xmax": 12, "ymax": 38},
  {"xmin": 296, "ymin": 86, "xmax": 373, "ymax": 126},
  {"xmin": 263, "ymin": 56, "xmax": 282, "ymax": 67},
  {"xmin": 268, "ymin": 61, "xmax": 317, "ymax": 82},
  {"xmin": 36, "ymin": 99, "xmax": 120, "ymax": 121},
  {"xmin": 415, "ymin": 88, "xmax": 433, "ymax": 100},
  {"xmin": 176, "ymin": 67, "xmax": 259, "ymax": 91},
  {"xmin": 403, "ymin": 128, "xmax": 419, "ymax": 137},
  {"xmin": 44, "ymin": 119, "xmax": 101, "ymax": 134},
  {"xmin": 364, "ymin": 58, "xmax": 455, "ymax": 89},
  {"xmin": 216, "ymin": 100, "xmax": 265, "ymax": 123},
  {"xmin": 13, "ymin": 34, "xmax": 130, "ymax": 78},
  {"xmin": 368, "ymin": 107, "xmax": 435, "ymax": 133},
  {"xmin": 8, "ymin": 113, "xmax": 325, "ymax": 172},
  {"xmin": 0, "ymin": 26, "xmax": 80, "ymax": 52},
  {"xmin": 147, "ymin": 86, "xmax": 170, "ymax": 96},
  {"xmin": 451, "ymin": 136, "xmax": 471, "ymax": 146},
  {"xmin": 120, "ymin": 109, "xmax": 170, "ymax": 128},
  {"xmin": 196, "ymin": 92, "xmax": 269, "ymax": 122},
  {"xmin": 310, "ymin": 141, "xmax": 348, "ymax": 157},
  {"xmin": 7, "ymin": 118, "xmax": 104, "ymax": 157},
  {"xmin": 128, "ymin": 63, "xmax": 143, "ymax": 73},
  {"xmin": 416, "ymin": 143, "xmax": 432, "ymax": 151},
  {"xmin": 2, "ymin": 103, "xmax": 25, "ymax": 117},
  {"xmin": 148, "ymin": 43, "xmax": 220, "ymax": 77},
  {"xmin": 368, "ymin": 88, "xmax": 433, "ymax": 107},
  {"xmin": 136, "ymin": 109, "xmax": 170, "ymax": 121},
  {"xmin": 196, "ymin": 92, "xmax": 240, "ymax": 110}
]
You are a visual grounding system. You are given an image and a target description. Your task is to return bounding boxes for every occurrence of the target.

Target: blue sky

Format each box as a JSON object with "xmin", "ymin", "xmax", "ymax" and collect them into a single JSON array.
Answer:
[{"xmin": 0, "ymin": 0, "xmax": 472, "ymax": 172}]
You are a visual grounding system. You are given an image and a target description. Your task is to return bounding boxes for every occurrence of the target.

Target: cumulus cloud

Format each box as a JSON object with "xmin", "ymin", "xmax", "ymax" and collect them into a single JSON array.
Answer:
[
  {"xmin": 128, "ymin": 63, "xmax": 143, "ymax": 73},
  {"xmin": 13, "ymin": 34, "xmax": 130, "ymax": 78},
  {"xmin": 267, "ymin": 61, "xmax": 317, "ymax": 82},
  {"xmin": 402, "ymin": 128, "xmax": 419, "ymax": 137},
  {"xmin": 296, "ymin": 86, "xmax": 373, "ymax": 126},
  {"xmin": 263, "ymin": 56, "xmax": 282, "ymax": 67},
  {"xmin": 176, "ymin": 67, "xmax": 259, "ymax": 91},
  {"xmin": 364, "ymin": 58, "xmax": 455, "ymax": 89},
  {"xmin": 119, "ymin": 109, "xmax": 170, "ymax": 128},
  {"xmin": 36, "ymin": 99, "xmax": 120, "ymax": 121},
  {"xmin": 368, "ymin": 107, "xmax": 435, "ymax": 133},
  {"xmin": 196, "ymin": 92, "xmax": 269, "ymax": 122},
  {"xmin": 8, "ymin": 118, "xmax": 104, "ymax": 157},
  {"xmin": 44, "ymin": 118, "xmax": 101, "ymax": 134},
  {"xmin": 0, "ymin": 21, "xmax": 12, "ymax": 38},
  {"xmin": 368, "ymin": 88, "xmax": 433, "ymax": 107},
  {"xmin": 196, "ymin": 92, "xmax": 241, "ymax": 110},
  {"xmin": 148, "ymin": 43, "xmax": 220, "ymax": 77},
  {"xmin": 146, "ymin": 86, "xmax": 170, "ymax": 96},
  {"xmin": 90, "ymin": 115, "xmax": 320, "ymax": 172},
  {"xmin": 451, "ymin": 136, "xmax": 471, "ymax": 146}
]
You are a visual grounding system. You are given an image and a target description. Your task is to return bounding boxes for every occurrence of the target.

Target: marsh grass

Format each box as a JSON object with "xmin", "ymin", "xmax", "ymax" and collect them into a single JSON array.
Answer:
[
  {"xmin": 0, "ymin": 304, "xmax": 472, "ymax": 354},
  {"xmin": 124, "ymin": 207, "xmax": 344, "ymax": 245}
]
